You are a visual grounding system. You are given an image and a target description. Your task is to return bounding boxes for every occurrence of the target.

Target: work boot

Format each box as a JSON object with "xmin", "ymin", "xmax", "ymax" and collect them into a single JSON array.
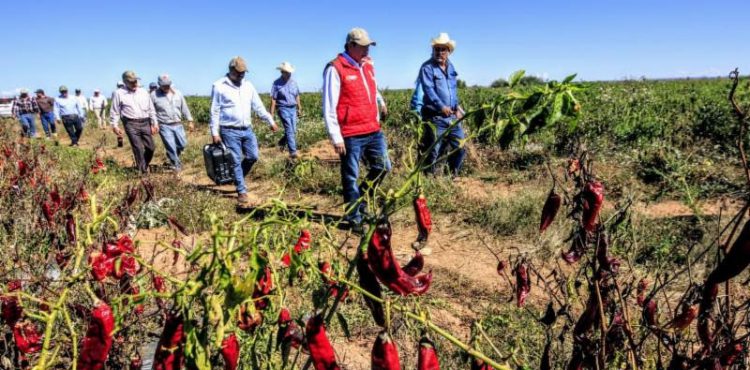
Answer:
[{"xmin": 237, "ymin": 193, "xmax": 250, "ymax": 206}]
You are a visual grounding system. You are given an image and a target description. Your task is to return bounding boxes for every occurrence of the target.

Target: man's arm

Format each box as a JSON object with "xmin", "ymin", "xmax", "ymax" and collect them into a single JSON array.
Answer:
[
  {"xmin": 322, "ymin": 65, "xmax": 343, "ymax": 148},
  {"xmin": 209, "ymin": 85, "xmax": 222, "ymax": 140},
  {"xmin": 419, "ymin": 65, "xmax": 450, "ymax": 115},
  {"xmin": 250, "ymin": 87, "xmax": 277, "ymax": 131},
  {"xmin": 109, "ymin": 91, "xmax": 121, "ymax": 127}
]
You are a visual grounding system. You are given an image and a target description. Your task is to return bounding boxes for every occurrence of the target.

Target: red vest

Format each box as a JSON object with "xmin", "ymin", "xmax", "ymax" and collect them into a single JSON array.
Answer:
[{"xmin": 330, "ymin": 54, "xmax": 380, "ymax": 138}]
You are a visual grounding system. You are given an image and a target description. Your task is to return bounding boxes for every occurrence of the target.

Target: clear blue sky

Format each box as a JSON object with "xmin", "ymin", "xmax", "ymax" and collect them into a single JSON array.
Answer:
[{"xmin": 2, "ymin": 0, "xmax": 748, "ymax": 97}]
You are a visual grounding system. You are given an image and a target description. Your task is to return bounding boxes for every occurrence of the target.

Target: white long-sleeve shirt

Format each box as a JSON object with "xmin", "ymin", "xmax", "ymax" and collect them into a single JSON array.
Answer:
[
  {"xmin": 209, "ymin": 76, "xmax": 275, "ymax": 137},
  {"xmin": 109, "ymin": 87, "xmax": 157, "ymax": 127},
  {"xmin": 89, "ymin": 95, "xmax": 107, "ymax": 111},
  {"xmin": 322, "ymin": 55, "xmax": 385, "ymax": 144},
  {"xmin": 75, "ymin": 95, "xmax": 89, "ymax": 111}
]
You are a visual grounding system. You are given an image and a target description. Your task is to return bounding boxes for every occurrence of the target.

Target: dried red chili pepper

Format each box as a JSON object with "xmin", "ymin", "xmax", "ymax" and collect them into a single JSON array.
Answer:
[
  {"xmin": 153, "ymin": 275, "xmax": 166, "ymax": 293},
  {"xmin": 221, "ymin": 333, "xmax": 240, "ymax": 370},
  {"xmin": 171, "ymin": 239, "xmax": 183, "ymax": 266},
  {"xmin": 666, "ymin": 304, "xmax": 697, "ymax": 330},
  {"xmin": 372, "ymin": 331, "xmax": 401, "ymax": 370},
  {"xmin": 281, "ymin": 252, "xmax": 292, "ymax": 267},
  {"xmin": 238, "ymin": 303, "xmax": 263, "ymax": 333},
  {"xmin": 496, "ymin": 260, "xmax": 507, "ymax": 275},
  {"xmin": 357, "ymin": 253, "xmax": 385, "ymax": 326},
  {"xmin": 88, "ymin": 251, "xmax": 113, "ymax": 281},
  {"xmin": 41, "ymin": 202, "xmax": 55, "ymax": 225},
  {"xmin": 515, "ymin": 262, "xmax": 530, "ymax": 307},
  {"xmin": 539, "ymin": 189, "xmax": 562, "ymax": 233},
  {"xmin": 573, "ymin": 292, "xmax": 600, "ymax": 337},
  {"xmin": 719, "ymin": 343, "xmax": 743, "ymax": 366},
  {"xmin": 305, "ymin": 314, "xmax": 340, "ymax": 370},
  {"xmin": 49, "ymin": 188, "xmax": 62, "ymax": 209},
  {"xmin": 294, "ymin": 229, "xmax": 312, "ymax": 253},
  {"xmin": 643, "ymin": 298, "xmax": 659, "ymax": 327},
  {"xmin": 125, "ymin": 186, "xmax": 140, "ymax": 208},
  {"xmin": 113, "ymin": 254, "xmax": 139, "ymax": 279},
  {"xmin": 402, "ymin": 251, "xmax": 424, "ymax": 277},
  {"xmin": 417, "ymin": 337, "xmax": 440, "ymax": 370},
  {"xmin": 320, "ymin": 261, "xmax": 348, "ymax": 301},
  {"xmin": 253, "ymin": 266, "xmax": 274, "ymax": 310},
  {"xmin": 141, "ymin": 178, "xmax": 155, "ymax": 202},
  {"xmin": 698, "ymin": 282, "xmax": 719, "ymax": 347},
  {"xmin": 1, "ymin": 281, "xmax": 22, "ymax": 326},
  {"xmin": 595, "ymin": 233, "xmax": 619, "ymax": 273},
  {"xmin": 581, "ymin": 180, "xmax": 604, "ymax": 232},
  {"xmin": 562, "ymin": 232, "xmax": 587, "ymax": 264},
  {"xmin": 77, "ymin": 301, "xmax": 115, "ymax": 370},
  {"xmin": 636, "ymin": 278, "xmax": 648, "ymax": 306},
  {"xmin": 471, "ymin": 358, "xmax": 494, "ymax": 370},
  {"xmin": 167, "ymin": 216, "xmax": 189, "ymax": 236},
  {"xmin": 276, "ymin": 308, "xmax": 303, "ymax": 349},
  {"xmin": 129, "ymin": 353, "xmax": 143, "ymax": 370},
  {"xmin": 367, "ymin": 222, "xmax": 432, "ymax": 296},
  {"xmin": 153, "ymin": 311, "xmax": 185, "ymax": 370},
  {"xmin": 12, "ymin": 321, "xmax": 42, "ymax": 354},
  {"xmin": 414, "ymin": 193, "xmax": 432, "ymax": 242},
  {"xmin": 65, "ymin": 213, "xmax": 76, "ymax": 245}
]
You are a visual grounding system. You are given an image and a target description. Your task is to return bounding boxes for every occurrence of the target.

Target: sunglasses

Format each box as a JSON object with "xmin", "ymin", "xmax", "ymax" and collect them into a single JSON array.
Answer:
[{"xmin": 433, "ymin": 47, "xmax": 450, "ymax": 52}]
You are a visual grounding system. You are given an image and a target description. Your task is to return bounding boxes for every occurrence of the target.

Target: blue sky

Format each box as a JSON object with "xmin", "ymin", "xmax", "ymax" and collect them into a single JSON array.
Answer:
[{"xmin": 1, "ymin": 0, "xmax": 748, "ymax": 97}]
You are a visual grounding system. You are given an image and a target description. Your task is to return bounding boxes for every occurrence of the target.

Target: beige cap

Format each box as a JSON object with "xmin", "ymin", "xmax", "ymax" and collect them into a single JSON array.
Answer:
[
  {"xmin": 346, "ymin": 27, "xmax": 376, "ymax": 46},
  {"xmin": 276, "ymin": 62, "xmax": 295, "ymax": 73},
  {"xmin": 431, "ymin": 32, "xmax": 456, "ymax": 52},
  {"xmin": 122, "ymin": 70, "xmax": 139, "ymax": 83},
  {"xmin": 229, "ymin": 56, "xmax": 248, "ymax": 72}
]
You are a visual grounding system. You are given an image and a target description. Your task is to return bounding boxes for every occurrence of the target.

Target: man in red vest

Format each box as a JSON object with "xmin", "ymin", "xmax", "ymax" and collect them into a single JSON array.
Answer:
[{"xmin": 323, "ymin": 27, "xmax": 390, "ymax": 231}]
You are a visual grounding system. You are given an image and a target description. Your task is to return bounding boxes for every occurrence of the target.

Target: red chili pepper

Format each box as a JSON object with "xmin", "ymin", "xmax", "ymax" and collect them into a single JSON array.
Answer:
[
  {"xmin": 581, "ymin": 180, "xmax": 604, "ymax": 232},
  {"xmin": 471, "ymin": 358, "xmax": 494, "ymax": 370},
  {"xmin": 2, "ymin": 145, "xmax": 11, "ymax": 158},
  {"xmin": 698, "ymin": 282, "xmax": 719, "ymax": 347},
  {"xmin": 12, "ymin": 321, "xmax": 42, "ymax": 354},
  {"xmin": 402, "ymin": 251, "xmax": 424, "ymax": 277},
  {"xmin": 125, "ymin": 186, "xmax": 140, "ymax": 207},
  {"xmin": 153, "ymin": 312, "xmax": 185, "ymax": 370},
  {"xmin": 561, "ymin": 232, "xmax": 587, "ymax": 264},
  {"xmin": 129, "ymin": 353, "xmax": 143, "ymax": 370},
  {"xmin": 221, "ymin": 333, "xmax": 240, "ymax": 370},
  {"xmin": 417, "ymin": 337, "xmax": 440, "ymax": 370},
  {"xmin": 515, "ymin": 262, "xmax": 530, "ymax": 307},
  {"xmin": 153, "ymin": 275, "xmax": 166, "ymax": 293},
  {"xmin": 77, "ymin": 184, "xmax": 90, "ymax": 202},
  {"xmin": 496, "ymin": 260, "xmax": 507, "ymax": 275},
  {"xmin": 141, "ymin": 178, "xmax": 155, "ymax": 202},
  {"xmin": 88, "ymin": 251, "xmax": 113, "ymax": 281},
  {"xmin": 49, "ymin": 188, "xmax": 62, "ymax": 209},
  {"xmin": 238, "ymin": 304, "xmax": 263, "ymax": 333},
  {"xmin": 666, "ymin": 304, "xmax": 697, "ymax": 330},
  {"xmin": 539, "ymin": 189, "xmax": 561, "ymax": 233},
  {"xmin": 294, "ymin": 229, "xmax": 312, "ymax": 253},
  {"xmin": 17, "ymin": 160, "xmax": 29, "ymax": 178},
  {"xmin": 1, "ymin": 281, "xmax": 23, "ymax": 326},
  {"xmin": 171, "ymin": 239, "xmax": 183, "ymax": 266},
  {"xmin": 372, "ymin": 331, "xmax": 401, "ymax": 370},
  {"xmin": 276, "ymin": 308, "xmax": 303, "ymax": 349},
  {"xmin": 114, "ymin": 254, "xmax": 139, "ymax": 278},
  {"xmin": 41, "ymin": 202, "xmax": 55, "ymax": 225},
  {"xmin": 367, "ymin": 222, "xmax": 432, "ymax": 296},
  {"xmin": 573, "ymin": 292, "xmax": 599, "ymax": 337},
  {"xmin": 77, "ymin": 301, "xmax": 115, "ymax": 369},
  {"xmin": 357, "ymin": 253, "xmax": 385, "ymax": 326},
  {"xmin": 636, "ymin": 278, "xmax": 648, "ymax": 306},
  {"xmin": 65, "ymin": 213, "xmax": 76, "ymax": 245},
  {"xmin": 643, "ymin": 298, "xmax": 659, "ymax": 327},
  {"xmin": 281, "ymin": 252, "xmax": 292, "ymax": 267},
  {"xmin": 719, "ymin": 343, "xmax": 743, "ymax": 366},
  {"xmin": 414, "ymin": 193, "xmax": 432, "ymax": 242},
  {"xmin": 305, "ymin": 314, "xmax": 340, "ymax": 370},
  {"xmin": 252, "ymin": 266, "xmax": 274, "ymax": 310},
  {"xmin": 595, "ymin": 233, "xmax": 619, "ymax": 273}
]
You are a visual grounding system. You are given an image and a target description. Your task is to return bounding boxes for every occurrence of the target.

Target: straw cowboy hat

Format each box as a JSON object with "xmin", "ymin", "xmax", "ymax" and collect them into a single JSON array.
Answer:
[
  {"xmin": 276, "ymin": 62, "xmax": 295, "ymax": 74},
  {"xmin": 430, "ymin": 32, "xmax": 456, "ymax": 52}
]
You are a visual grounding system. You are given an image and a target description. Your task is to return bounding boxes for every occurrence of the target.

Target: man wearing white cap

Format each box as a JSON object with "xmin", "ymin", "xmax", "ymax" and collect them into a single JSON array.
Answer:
[
  {"xmin": 210, "ymin": 56, "xmax": 278, "ymax": 206},
  {"xmin": 417, "ymin": 32, "xmax": 465, "ymax": 177},
  {"xmin": 322, "ymin": 27, "xmax": 390, "ymax": 230},
  {"xmin": 110, "ymin": 70, "xmax": 158, "ymax": 174},
  {"xmin": 89, "ymin": 89, "xmax": 107, "ymax": 129},
  {"xmin": 150, "ymin": 74, "xmax": 193, "ymax": 173},
  {"xmin": 270, "ymin": 62, "xmax": 302, "ymax": 159}
]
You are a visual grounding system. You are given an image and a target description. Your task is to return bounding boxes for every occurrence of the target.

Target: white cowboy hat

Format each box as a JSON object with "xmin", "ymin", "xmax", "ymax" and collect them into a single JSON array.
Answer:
[
  {"xmin": 430, "ymin": 32, "xmax": 456, "ymax": 52},
  {"xmin": 276, "ymin": 62, "xmax": 295, "ymax": 74}
]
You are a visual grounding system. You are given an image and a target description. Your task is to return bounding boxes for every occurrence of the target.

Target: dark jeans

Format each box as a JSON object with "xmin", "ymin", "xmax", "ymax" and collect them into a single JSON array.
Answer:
[
  {"xmin": 40, "ymin": 111, "xmax": 56, "ymax": 136},
  {"xmin": 61, "ymin": 115, "xmax": 83, "ymax": 145},
  {"xmin": 419, "ymin": 113, "xmax": 466, "ymax": 176},
  {"xmin": 340, "ymin": 131, "xmax": 391, "ymax": 224},
  {"xmin": 123, "ymin": 118, "xmax": 155, "ymax": 173}
]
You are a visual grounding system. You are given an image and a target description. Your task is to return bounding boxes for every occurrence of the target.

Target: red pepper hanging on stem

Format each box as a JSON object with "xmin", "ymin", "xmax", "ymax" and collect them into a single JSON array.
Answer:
[
  {"xmin": 414, "ymin": 192, "xmax": 432, "ymax": 243},
  {"xmin": 371, "ymin": 330, "xmax": 401, "ymax": 370},
  {"xmin": 305, "ymin": 314, "xmax": 340, "ymax": 370},
  {"xmin": 367, "ymin": 221, "xmax": 432, "ymax": 296},
  {"xmin": 77, "ymin": 301, "xmax": 115, "ymax": 370},
  {"xmin": 417, "ymin": 336, "xmax": 440, "ymax": 370}
]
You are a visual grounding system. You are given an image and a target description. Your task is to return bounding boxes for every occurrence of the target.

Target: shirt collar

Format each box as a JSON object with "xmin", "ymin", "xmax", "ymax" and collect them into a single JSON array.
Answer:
[
  {"xmin": 222, "ymin": 76, "xmax": 243, "ymax": 88},
  {"xmin": 341, "ymin": 52, "xmax": 360, "ymax": 68}
]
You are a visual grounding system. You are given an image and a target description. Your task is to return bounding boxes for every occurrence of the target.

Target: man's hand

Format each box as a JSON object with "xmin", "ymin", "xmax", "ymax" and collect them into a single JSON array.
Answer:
[
  {"xmin": 270, "ymin": 123, "xmax": 279, "ymax": 132},
  {"xmin": 456, "ymin": 109, "xmax": 464, "ymax": 120},
  {"xmin": 151, "ymin": 124, "xmax": 159, "ymax": 135},
  {"xmin": 112, "ymin": 126, "xmax": 122, "ymax": 136},
  {"xmin": 297, "ymin": 109, "xmax": 303, "ymax": 117},
  {"xmin": 333, "ymin": 142, "xmax": 346, "ymax": 156},
  {"xmin": 212, "ymin": 135, "xmax": 222, "ymax": 144},
  {"xmin": 187, "ymin": 121, "xmax": 195, "ymax": 132},
  {"xmin": 441, "ymin": 106, "xmax": 453, "ymax": 117},
  {"xmin": 380, "ymin": 104, "xmax": 388, "ymax": 118}
]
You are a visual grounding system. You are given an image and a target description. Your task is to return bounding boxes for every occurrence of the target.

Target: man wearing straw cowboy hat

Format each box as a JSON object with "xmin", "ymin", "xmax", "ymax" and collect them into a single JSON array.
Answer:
[
  {"xmin": 270, "ymin": 61, "xmax": 302, "ymax": 159},
  {"xmin": 322, "ymin": 27, "xmax": 390, "ymax": 230},
  {"xmin": 417, "ymin": 32, "xmax": 466, "ymax": 177}
]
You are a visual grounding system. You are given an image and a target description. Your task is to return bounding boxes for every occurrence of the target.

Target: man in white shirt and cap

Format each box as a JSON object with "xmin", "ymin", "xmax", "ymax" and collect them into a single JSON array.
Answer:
[
  {"xmin": 89, "ymin": 89, "xmax": 108, "ymax": 129},
  {"xmin": 150, "ymin": 74, "xmax": 193, "ymax": 173},
  {"xmin": 209, "ymin": 56, "xmax": 278, "ymax": 206},
  {"xmin": 110, "ymin": 70, "xmax": 158, "ymax": 174},
  {"xmin": 74, "ymin": 89, "xmax": 89, "ymax": 124}
]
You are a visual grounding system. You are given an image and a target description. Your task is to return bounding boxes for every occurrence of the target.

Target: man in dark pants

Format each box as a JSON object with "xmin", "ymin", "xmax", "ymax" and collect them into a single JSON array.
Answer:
[
  {"xmin": 35, "ymin": 89, "xmax": 57, "ymax": 139},
  {"xmin": 322, "ymin": 28, "xmax": 390, "ymax": 229},
  {"xmin": 110, "ymin": 71, "xmax": 158, "ymax": 174},
  {"xmin": 53, "ymin": 86, "xmax": 84, "ymax": 146}
]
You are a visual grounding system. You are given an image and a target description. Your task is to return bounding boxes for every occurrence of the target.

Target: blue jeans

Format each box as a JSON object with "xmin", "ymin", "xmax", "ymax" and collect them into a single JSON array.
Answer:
[
  {"xmin": 40, "ymin": 112, "xmax": 56, "ymax": 136},
  {"xmin": 277, "ymin": 106, "xmax": 298, "ymax": 155},
  {"xmin": 158, "ymin": 123, "xmax": 188, "ymax": 170},
  {"xmin": 340, "ymin": 131, "xmax": 391, "ymax": 224},
  {"xmin": 19, "ymin": 114, "xmax": 37, "ymax": 137},
  {"xmin": 421, "ymin": 115, "xmax": 466, "ymax": 176},
  {"xmin": 220, "ymin": 127, "xmax": 259, "ymax": 195}
]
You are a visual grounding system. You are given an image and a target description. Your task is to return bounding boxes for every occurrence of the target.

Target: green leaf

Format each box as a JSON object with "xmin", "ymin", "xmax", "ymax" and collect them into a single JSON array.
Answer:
[
  {"xmin": 509, "ymin": 70, "xmax": 526, "ymax": 88},
  {"xmin": 336, "ymin": 312, "xmax": 351, "ymax": 339},
  {"xmin": 562, "ymin": 73, "xmax": 577, "ymax": 84},
  {"xmin": 548, "ymin": 93, "xmax": 564, "ymax": 125},
  {"xmin": 185, "ymin": 330, "xmax": 211, "ymax": 370}
]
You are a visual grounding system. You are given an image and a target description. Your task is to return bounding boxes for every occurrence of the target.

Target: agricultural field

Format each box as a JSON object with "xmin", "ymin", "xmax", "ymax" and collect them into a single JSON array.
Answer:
[{"xmin": 1, "ymin": 73, "xmax": 750, "ymax": 369}]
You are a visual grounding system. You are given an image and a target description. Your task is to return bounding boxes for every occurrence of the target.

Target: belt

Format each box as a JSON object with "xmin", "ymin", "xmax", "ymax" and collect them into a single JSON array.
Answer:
[
  {"xmin": 61, "ymin": 114, "xmax": 79, "ymax": 119},
  {"xmin": 160, "ymin": 121, "xmax": 183, "ymax": 126},
  {"xmin": 123, "ymin": 117, "xmax": 150, "ymax": 124},
  {"xmin": 220, "ymin": 125, "xmax": 249, "ymax": 131}
]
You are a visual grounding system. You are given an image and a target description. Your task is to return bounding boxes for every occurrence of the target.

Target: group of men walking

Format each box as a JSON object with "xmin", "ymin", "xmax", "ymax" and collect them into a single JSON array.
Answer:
[{"xmin": 10, "ymin": 28, "xmax": 464, "ymax": 228}]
